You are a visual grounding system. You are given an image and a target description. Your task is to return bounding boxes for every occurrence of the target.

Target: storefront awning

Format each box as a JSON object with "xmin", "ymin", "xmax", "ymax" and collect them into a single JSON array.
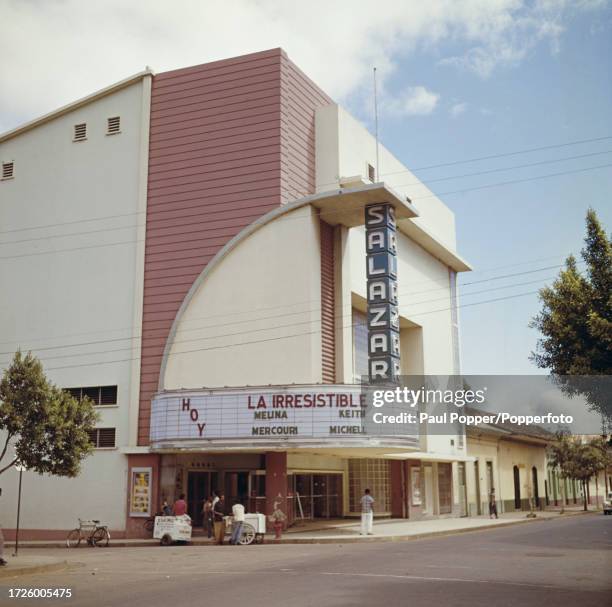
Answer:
[{"xmin": 383, "ymin": 451, "xmax": 476, "ymax": 463}]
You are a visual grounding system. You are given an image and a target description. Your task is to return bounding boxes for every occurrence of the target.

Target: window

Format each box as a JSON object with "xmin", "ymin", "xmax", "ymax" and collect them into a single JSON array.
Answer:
[
  {"xmin": 438, "ymin": 462, "xmax": 453, "ymax": 514},
  {"xmin": 65, "ymin": 385, "xmax": 117, "ymax": 405},
  {"xmin": 1, "ymin": 161, "xmax": 14, "ymax": 180},
  {"xmin": 87, "ymin": 427, "xmax": 116, "ymax": 448},
  {"xmin": 349, "ymin": 459, "xmax": 391, "ymax": 514},
  {"xmin": 367, "ymin": 163, "xmax": 376, "ymax": 182},
  {"xmin": 73, "ymin": 123, "xmax": 87, "ymax": 141},
  {"xmin": 352, "ymin": 308, "xmax": 368, "ymax": 382},
  {"xmin": 107, "ymin": 116, "xmax": 121, "ymax": 135}
]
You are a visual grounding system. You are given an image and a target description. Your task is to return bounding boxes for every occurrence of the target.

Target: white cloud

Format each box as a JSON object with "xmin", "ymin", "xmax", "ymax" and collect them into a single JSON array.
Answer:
[
  {"xmin": 0, "ymin": 0, "xmax": 607, "ymax": 132},
  {"xmin": 450, "ymin": 102, "xmax": 468, "ymax": 117},
  {"xmin": 435, "ymin": 0, "xmax": 604, "ymax": 78},
  {"xmin": 385, "ymin": 86, "xmax": 440, "ymax": 116}
]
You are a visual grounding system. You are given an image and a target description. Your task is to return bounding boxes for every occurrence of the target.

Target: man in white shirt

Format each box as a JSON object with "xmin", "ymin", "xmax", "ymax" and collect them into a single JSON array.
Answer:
[
  {"xmin": 360, "ymin": 488, "xmax": 374, "ymax": 535},
  {"xmin": 230, "ymin": 501, "xmax": 246, "ymax": 545}
]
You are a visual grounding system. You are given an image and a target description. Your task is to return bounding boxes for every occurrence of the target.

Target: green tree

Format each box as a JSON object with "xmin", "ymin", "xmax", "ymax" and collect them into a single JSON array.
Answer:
[
  {"xmin": 567, "ymin": 440, "xmax": 606, "ymax": 511},
  {"xmin": 0, "ymin": 351, "xmax": 98, "ymax": 476},
  {"xmin": 589, "ymin": 435, "xmax": 612, "ymax": 500},
  {"xmin": 530, "ymin": 209, "xmax": 612, "ymax": 421},
  {"xmin": 547, "ymin": 433, "xmax": 576, "ymax": 513}
]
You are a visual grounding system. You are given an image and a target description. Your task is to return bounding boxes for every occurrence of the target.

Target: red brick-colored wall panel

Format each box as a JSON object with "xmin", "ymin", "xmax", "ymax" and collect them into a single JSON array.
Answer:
[
  {"xmin": 138, "ymin": 49, "xmax": 332, "ymax": 445},
  {"xmin": 320, "ymin": 220, "xmax": 336, "ymax": 384},
  {"xmin": 280, "ymin": 57, "xmax": 330, "ymax": 203}
]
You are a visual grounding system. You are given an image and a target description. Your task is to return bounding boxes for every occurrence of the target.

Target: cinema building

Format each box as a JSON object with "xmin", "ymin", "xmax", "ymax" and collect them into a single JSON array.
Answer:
[{"xmin": 0, "ymin": 49, "xmax": 474, "ymax": 538}]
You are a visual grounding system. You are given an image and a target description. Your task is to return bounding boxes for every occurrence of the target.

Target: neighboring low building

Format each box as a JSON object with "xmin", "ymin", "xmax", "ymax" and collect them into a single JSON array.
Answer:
[
  {"xmin": 466, "ymin": 412, "xmax": 552, "ymax": 515},
  {"xmin": 467, "ymin": 415, "xmax": 611, "ymax": 515}
]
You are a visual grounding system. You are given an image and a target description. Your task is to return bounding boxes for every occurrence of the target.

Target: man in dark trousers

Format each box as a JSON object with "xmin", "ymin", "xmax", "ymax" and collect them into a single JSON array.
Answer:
[
  {"xmin": 213, "ymin": 493, "xmax": 226, "ymax": 545},
  {"xmin": 489, "ymin": 488, "xmax": 498, "ymax": 519}
]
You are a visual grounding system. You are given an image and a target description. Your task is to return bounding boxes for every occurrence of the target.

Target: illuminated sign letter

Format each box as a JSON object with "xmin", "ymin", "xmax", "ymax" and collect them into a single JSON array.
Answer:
[{"xmin": 365, "ymin": 203, "xmax": 400, "ymax": 382}]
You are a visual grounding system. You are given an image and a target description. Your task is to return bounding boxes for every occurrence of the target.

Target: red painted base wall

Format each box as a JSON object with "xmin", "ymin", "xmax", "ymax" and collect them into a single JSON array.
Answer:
[{"xmin": 125, "ymin": 453, "xmax": 161, "ymax": 539}]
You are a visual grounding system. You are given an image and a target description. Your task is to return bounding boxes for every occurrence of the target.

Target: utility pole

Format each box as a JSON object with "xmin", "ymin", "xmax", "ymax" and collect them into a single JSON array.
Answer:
[
  {"xmin": 373, "ymin": 67, "xmax": 380, "ymax": 181},
  {"xmin": 13, "ymin": 464, "xmax": 25, "ymax": 557}
]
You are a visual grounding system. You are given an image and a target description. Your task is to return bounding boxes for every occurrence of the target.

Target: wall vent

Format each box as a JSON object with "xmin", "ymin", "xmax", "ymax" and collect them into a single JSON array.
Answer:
[
  {"xmin": 107, "ymin": 116, "xmax": 121, "ymax": 135},
  {"xmin": 64, "ymin": 385, "xmax": 118, "ymax": 406},
  {"xmin": 87, "ymin": 427, "xmax": 116, "ymax": 448},
  {"xmin": 73, "ymin": 123, "xmax": 87, "ymax": 142},
  {"xmin": 367, "ymin": 163, "xmax": 376, "ymax": 182},
  {"xmin": 1, "ymin": 161, "xmax": 14, "ymax": 180}
]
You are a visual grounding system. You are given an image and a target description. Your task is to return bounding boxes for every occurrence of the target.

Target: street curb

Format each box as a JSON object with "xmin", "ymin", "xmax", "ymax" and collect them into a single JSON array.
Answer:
[
  {"xmin": 0, "ymin": 560, "xmax": 81, "ymax": 580},
  {"xmin": 272, "ymin": 512, "xmax": 591, "ymax": 544},
  {"xmin": 13, "ymin": 511, "xmax": 596, "ymax": 549},
  {"xmin": 260, "ymin": 510, "xmax": 596, "ymax": 545}
]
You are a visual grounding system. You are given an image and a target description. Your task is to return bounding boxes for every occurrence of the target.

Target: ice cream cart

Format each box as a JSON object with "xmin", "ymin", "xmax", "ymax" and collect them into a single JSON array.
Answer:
[{"xmin": 153, "ymin": 515, "xmax": 193, "ymax": 546}]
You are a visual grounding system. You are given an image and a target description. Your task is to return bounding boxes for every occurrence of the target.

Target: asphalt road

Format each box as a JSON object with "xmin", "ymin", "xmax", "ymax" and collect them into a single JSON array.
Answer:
[{"xmin": 1, "ymin": 514, "xmax": 610, "ymax": 607}]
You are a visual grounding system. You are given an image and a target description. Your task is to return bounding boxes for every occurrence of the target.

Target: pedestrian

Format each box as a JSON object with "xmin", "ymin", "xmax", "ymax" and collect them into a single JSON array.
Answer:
[
  {"xmin": 202, "ymin": 496, "xmax": 214, "ymax": 538},
  {"xmin": 360, "ymin": 488, "xmax": 374, "ymax": 535},
  {"xmin": 213, "ymin": 493, "xmax": 226, "ymax": 545},
  {"xmin": 162, "ymin": 500, "xmax": 172, "ymax": 516},
  {"xmin": 173, "ymin": 493, "xmax": 187, "ymax": 516},
  {"xmin": 229, "ymin": 500, "xmax": 245, "ymax": 545},
  {"xmin": 269, "ymin": 500, "xmax": 287, "ymax": 540},
  {"xmin": 489, "ymin": 488, "xmax": 498, "ymax": 519}
]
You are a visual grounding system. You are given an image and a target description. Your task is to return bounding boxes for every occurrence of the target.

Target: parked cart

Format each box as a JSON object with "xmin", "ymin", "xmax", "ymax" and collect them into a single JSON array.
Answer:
[
  {"xmin": 225, "ymin": 512, "xmax": 266, "ymax": 545},
  {"xmin": 153, "ymin": 515, "xmax": 192, "ymax": 546}
]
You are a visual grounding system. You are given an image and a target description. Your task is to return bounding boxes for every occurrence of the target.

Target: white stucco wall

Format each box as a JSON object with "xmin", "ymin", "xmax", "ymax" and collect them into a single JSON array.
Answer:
[
  {"xmin": 316, "ymin": 104, "xmax": 457, "ymax": 250},
  {"xmin": 162, "ymin": 205, "xmax": 323, "ymax": 390},
  {"xmin": 466, "ymin": 435, "xmax": 501, "ymax": 514},
  {"xmin": 498, "ymin": 440, "xmax": 546, "ymax": 509},
  {"xmin": 0, "ymin": 77, "xmax": 150, "ymax": 532},
  {"xmin": 348, "ymin": 226, "xmax": 456, "ymax": 375},
  {"xmin": 467, "ymin": 434, "xmax": 547, "ymax": 513},
  {"xmin": 318, "ymin": 103, "xmax": 467, "ymax": 457}
]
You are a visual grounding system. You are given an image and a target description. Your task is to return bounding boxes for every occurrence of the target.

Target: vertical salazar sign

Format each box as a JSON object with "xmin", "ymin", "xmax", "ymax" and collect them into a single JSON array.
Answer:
[{"xmin": 365, "ymin": 203, "xmax": 400, "ymax": 382}]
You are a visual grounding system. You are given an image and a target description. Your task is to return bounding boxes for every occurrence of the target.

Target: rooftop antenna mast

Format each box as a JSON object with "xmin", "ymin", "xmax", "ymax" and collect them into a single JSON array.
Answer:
[{"xmin": 373, "ymin": 67, "xmax": 380, "ymax": 181}]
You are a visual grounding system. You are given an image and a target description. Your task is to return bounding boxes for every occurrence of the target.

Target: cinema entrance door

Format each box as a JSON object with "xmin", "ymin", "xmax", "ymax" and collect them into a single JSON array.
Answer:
[
  {"xmin": 293, "ymin": 473, "xmax": 343, "ymax": 519},
  {"xmin": 187, "ymin": 471, "xmax": 218, "ymax": 526}
]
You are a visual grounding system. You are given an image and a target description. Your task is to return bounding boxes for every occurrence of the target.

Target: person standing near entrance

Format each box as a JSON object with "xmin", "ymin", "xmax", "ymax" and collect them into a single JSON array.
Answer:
[
  {"xmin": 213, "ymin": 493, "xmax": 226, "ymax": 545},
  {"xmin": 229, "ymin": 500, "xmax": 245, "ymax": 545},
  {"xmin": 360, "ymin": 488, "xmax": 374, "ymax": 535},
  {"xmin": 173, "ymin": 493, "xmax": 187, "ymax": 516},
  {"xmin": 202, "ymin": 496, "xmax": 214, "ymax": 538}
]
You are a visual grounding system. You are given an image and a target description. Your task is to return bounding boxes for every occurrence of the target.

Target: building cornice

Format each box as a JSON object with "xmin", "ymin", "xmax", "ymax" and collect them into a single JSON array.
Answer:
[{"xmin": 0, "ymin": 68, "xmax": 155, "ymax": 144}]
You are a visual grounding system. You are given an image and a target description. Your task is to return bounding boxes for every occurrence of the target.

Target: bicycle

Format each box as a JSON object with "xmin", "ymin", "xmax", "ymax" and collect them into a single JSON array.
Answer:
[{"xmin": 66, "ymin": 519, "xmax": 110, "ymax": 548}]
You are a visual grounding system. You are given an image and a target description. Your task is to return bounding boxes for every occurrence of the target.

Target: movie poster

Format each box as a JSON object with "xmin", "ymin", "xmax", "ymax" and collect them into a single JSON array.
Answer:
[{"xmin": 130, "ymin": 467, "xmax": 152, "ymax": 517}]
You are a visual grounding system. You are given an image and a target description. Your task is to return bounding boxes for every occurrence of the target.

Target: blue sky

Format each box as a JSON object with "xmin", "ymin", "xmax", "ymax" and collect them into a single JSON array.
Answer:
[
  {"xmin": 348, "ymin": 7, "xmax": 612, "ymax": 374},
  {"xmin": 1, "ymin": 1, "xmax": 611, "ymax": 375}
]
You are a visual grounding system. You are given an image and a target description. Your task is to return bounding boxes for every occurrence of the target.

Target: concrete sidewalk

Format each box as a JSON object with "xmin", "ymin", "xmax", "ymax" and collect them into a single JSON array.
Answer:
[
  {"xmin": 10, "ymin": 508, "xmax": 594, "ymax": 551},
  {"xmin": 273, "ymin": 509, "xmax": 592, "ymax": 543}
]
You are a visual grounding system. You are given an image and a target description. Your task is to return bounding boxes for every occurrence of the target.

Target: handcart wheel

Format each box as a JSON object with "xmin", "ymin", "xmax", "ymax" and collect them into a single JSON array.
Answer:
[
  {"xmin": 160, "ymin": 533, "xmax": 173, "ymax": 546},
  {"xmin": 238, "ymin": 523, "xmax": 256, "ymax": 545}
]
